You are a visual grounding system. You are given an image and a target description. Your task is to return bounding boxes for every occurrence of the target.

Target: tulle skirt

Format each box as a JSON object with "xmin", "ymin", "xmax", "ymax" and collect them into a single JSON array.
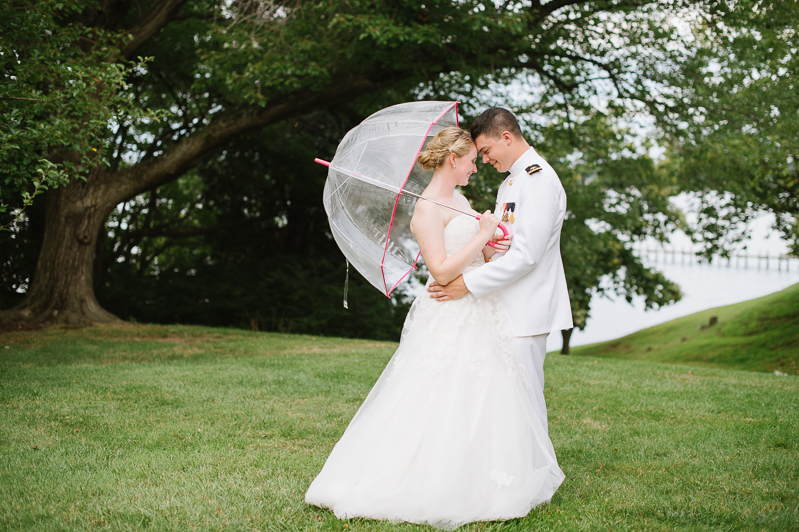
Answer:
[{"xmin": 305, "ymin": 287, "xmax": 564, "ymax": 530}]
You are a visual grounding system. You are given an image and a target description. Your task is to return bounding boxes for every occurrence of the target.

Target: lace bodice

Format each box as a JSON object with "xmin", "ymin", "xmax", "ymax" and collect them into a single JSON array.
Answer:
[{"xmin": 444, "ymin": 214, "xmax": 486, "ymax": 271}]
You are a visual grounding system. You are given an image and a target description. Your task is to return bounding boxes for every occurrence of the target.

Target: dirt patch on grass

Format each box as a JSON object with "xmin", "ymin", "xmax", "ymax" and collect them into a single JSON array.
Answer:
[
  {"xmin": 0, "ymin": 321, "xmax": 49, "ymax": 334},
  {"xmin": 108, "ymin": 334, "xmax": 243, "ymax": 344},
  {"xmin": 0, "ymin": 322, "xmax": 245, "ymax": 347}
]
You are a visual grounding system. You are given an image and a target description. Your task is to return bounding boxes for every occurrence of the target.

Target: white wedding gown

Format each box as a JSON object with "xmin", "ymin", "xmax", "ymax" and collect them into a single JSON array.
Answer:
[{"xmin": 305, "ymin": 214, "xmax": 564, "ymax": 530}]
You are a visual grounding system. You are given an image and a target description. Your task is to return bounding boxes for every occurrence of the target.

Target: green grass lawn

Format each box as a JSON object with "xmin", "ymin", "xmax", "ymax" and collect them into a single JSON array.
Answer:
[
  {"xmin": 1, "ymin": 323, "xmax": 797, "ymax": 531},
  {"xmin": 570, "ymin": 282, "xmax": 799, "ymax": 375}
]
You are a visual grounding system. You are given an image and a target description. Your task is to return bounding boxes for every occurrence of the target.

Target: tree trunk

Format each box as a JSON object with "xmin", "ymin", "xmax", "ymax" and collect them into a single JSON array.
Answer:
[
  {"xmin": 0, "ymin": 71, "xmax": 382, "ymax": 329},
  {"xmin": 560, "ymin": 328, "xmax": 573, "ymax": 355},
  {"xmin": 0, "ymin": 175, "xmax": 120, "ymax": 328}
]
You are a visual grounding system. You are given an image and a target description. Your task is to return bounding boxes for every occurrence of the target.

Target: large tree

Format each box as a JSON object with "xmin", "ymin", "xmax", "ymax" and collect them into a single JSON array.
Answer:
[
  {"xmin": 1, "ymin": 0, "xmax": 709, "ymax": 327},
  {"xmin": 656, "ymin": 0, "xmax": 799, "ymax": 257},
  {"xmin": 92, "ymin": 110, "xmax": 417, "ymax": 340}
]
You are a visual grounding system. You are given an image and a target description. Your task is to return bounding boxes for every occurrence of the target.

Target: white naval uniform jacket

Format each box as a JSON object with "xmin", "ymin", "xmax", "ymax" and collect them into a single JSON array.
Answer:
[{"xmin": 463, "ymin": 147, "xmax": 573, "ymax": 337}]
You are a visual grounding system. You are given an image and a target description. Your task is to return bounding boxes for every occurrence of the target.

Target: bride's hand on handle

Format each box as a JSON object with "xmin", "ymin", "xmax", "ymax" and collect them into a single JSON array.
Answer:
[{"xmin": 478, "ymin": 210, "xmax": 501, "ymax": 239}]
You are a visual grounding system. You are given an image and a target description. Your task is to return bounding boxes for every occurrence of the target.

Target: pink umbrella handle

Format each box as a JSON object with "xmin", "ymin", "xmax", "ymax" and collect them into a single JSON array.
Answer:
[{"xmin": 475, "ymin": 215, "xmax": 509, "ymax": 248}]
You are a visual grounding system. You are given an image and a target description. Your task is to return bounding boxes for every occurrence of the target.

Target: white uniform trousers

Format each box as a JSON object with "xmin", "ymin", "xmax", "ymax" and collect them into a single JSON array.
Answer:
[{"xmin": 509, "ymin": 334, "xmax": 549, "ymax": 433}]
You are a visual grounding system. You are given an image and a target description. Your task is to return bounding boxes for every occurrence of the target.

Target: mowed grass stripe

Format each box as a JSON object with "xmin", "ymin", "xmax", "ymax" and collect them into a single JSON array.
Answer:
[{"xmin": 1, "ymin": 324, "xmax": 797, "ymax": 531}]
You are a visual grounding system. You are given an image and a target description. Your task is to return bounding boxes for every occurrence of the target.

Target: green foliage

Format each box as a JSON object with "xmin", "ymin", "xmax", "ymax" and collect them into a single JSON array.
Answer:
[
  {"xmin": 93, "ymin": 110, "xmax": 412, "ymax": 340},
  {"xmin": 1, "ymin": 0, "xmax": 742, "ymax": 331},
  {"xmin": 571, "ymin": 282, "xmax": 799, "ymax": 374},
  {"xmin": 99, "ymin": 251, "xmax": 411, "ymax": 341},
  {"xmin": 464, "ymin": 108, "xmax": 684, "ymax": 331},
  {"xmin": 0, "ymin": 324, "xmax": 797, "ymax": 530},
  {"xmin": 660, "ymin": 0, "xmax": 799, "ymax": 257},
  {"xmin": 0, "ymin": 1, "xmax": 162, "ymax": 227}
]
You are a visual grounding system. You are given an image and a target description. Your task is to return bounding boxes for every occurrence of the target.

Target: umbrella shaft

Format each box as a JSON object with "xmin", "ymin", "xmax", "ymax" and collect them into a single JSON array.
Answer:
[
  {"xmin": 402, "ymin": 190, "xmax": 476, "ymax": 218},
  {"xmin": 315, "ymin": 158, "xmax": 478, "ymax": 219}
]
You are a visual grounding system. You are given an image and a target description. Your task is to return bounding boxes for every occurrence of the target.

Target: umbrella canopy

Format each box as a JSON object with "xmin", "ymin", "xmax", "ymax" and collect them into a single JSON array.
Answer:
[{"xmin": 321, "ymin": 101, "xmax": 460, "ymax": 297}]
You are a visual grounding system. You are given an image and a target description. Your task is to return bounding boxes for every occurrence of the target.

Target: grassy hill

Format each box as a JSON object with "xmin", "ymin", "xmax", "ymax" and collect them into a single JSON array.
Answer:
[
  {"xmin": 570, "ymin": 282, "xmax": 799, "ymax": 374},
  {"xmin": 1, "ymin": 323, "xmax": 797, "ymax": 531}
]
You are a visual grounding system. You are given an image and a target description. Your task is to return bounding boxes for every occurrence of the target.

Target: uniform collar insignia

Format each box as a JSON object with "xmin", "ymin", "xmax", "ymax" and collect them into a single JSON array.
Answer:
[{"xmin": 525, "ymin": 164, "xmax": 542, "ymax": 175}]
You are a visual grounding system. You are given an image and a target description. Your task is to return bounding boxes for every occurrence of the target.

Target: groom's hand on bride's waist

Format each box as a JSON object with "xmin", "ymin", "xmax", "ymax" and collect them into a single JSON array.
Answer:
[{"xmin": 428, "ymin": 276, "xmax": 469, "ymax": 302}]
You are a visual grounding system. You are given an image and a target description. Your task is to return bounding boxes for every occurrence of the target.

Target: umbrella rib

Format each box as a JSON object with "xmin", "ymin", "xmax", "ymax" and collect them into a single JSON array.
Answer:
[
  {"xmin": 319, "ymin": 102, "xmax": 461, "ymax": 297},
  {"xmin": 327, "ymin": 217, "xmax": 402, "ymax": 269},
  {"xmin": 353, "ymin": 142, "xmax": 368, "ymax": 170},
  {"xmin": 326, "ymin": 164, "xmax": 476, "ymax": 218},
  {"xmin": 380, "ymin": 101, "xmax": 459, "ymax": 292},
  {"xmin": 326, "ymin": 165, "xmax": 406, "ymax": 194},
  {"xmin": 343, "ymin": 131, "xmax": 430, "ymax": 151},
  {"xmin": 323, "ymin": 175, "xmax": 353, "ymax": 203},
  {"xmin": 386, "ymin": 250, "xmax": 422, "ymax": 296}
]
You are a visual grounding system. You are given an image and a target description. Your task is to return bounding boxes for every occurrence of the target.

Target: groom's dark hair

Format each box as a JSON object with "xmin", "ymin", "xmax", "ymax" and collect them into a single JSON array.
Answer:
[{"xmin": 470, "ymin": 108, "xmax": 524, "ymax": 141}]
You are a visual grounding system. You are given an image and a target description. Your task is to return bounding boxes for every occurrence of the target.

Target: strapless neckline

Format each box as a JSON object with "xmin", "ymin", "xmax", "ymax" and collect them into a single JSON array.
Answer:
[
  {"xmin": 441, "ymin": 214, "xmax": 485, "ymax": 269},
  {"xmin": 444, "ymin": 213, "xmax": 475, "ymax": 229}
]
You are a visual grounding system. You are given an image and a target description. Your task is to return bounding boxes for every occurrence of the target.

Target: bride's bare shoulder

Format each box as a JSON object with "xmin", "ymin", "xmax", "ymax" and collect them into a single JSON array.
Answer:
[
  {"xmin": 454, "ymin": 192, "xmax": 477, "ymax": 214},
  {"xmin": 412, "ymin": 199, "xmax": 441, "ymax": 218},
  {"xmin": 410, "ymin": 200, "xmax": 445, "ymax": 234}
]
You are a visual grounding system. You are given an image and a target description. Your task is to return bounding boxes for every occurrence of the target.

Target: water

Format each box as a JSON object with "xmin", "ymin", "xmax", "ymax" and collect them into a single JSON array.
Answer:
[
  {"xmin": 546, "ymin": 259, "xmax": 799, "ymax": 353},
  {"xmin": 404, "ymin": 204, "xmax": 798, "ymax": 353},
  {"xmin": 545, "ymin": 209, "xmax": 799, "ymax": 353}
]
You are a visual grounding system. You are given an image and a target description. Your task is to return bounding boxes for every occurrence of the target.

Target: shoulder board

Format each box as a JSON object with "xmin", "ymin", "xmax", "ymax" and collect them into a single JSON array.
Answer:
[{"xmin": 525, "ymin": 164, "xmax": 542, "ymax": 175}]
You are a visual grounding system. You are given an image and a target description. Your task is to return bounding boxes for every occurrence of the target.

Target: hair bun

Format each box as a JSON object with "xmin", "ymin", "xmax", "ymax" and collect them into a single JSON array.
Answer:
[{"xmin": 417, "ymin": 127, "xmax": 473, "ymax": 170}]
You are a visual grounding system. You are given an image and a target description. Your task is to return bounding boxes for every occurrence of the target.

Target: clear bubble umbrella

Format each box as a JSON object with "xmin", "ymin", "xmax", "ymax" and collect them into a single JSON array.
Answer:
[{"xmin": 316, "ymin": 100, "xmax": 506, "ymax": 302}]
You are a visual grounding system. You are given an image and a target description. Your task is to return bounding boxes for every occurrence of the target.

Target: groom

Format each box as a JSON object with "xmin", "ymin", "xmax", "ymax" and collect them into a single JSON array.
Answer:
[{"xmin": 427, "ymin": 107, "xmax": 573, "ymax": 432}]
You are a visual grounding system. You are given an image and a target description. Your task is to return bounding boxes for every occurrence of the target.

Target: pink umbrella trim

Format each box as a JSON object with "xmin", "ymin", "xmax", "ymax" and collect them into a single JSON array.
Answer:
[{"xmin": 380, "ymin": 101, "xmax": 460, "ymax": 297}]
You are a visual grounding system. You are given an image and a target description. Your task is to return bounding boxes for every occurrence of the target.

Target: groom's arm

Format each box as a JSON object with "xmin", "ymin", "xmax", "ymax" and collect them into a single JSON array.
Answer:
[
  {"xmin": 462, "ymin": 177, "xmax": 563, "ymax": 299},
  {"xmin": 427, "ymin": 233, "xmax": 512, "ymax": 301}
]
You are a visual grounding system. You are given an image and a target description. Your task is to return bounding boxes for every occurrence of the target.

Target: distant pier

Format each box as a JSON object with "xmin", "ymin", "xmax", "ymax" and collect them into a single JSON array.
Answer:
[{"xmin": 636, "ymin": 247, "xmax": 799, "ymax": 272}]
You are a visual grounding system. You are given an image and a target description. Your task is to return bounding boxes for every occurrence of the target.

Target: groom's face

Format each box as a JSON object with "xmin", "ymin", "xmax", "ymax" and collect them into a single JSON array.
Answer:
[{"xmin": 474, "ymin": 132, "xmax": 513, "ymax": 173}]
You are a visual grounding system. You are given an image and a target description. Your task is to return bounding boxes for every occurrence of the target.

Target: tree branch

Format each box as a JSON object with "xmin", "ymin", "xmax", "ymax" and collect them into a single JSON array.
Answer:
[
  {"xmin": 530, "ymin": 64, "xmax": 579, "ymax": 92},
  {"xmin": 121, "ymin": 0, "xmax": 190, "ymax": 59},
  {"xmin": 171, "ymin": 12, "xmax": 216, "ymax": 22},
  {"xmin": 535, "ymin": 0, "xmax": 592, "ymax": 19},
  {"xmin": 106, "ymin": 75, "xmax": 381, "ymax": 205},
  {"xmin": 530, "ymin": 50, "xmax": 627, "ymax": 97},
  {"xmin": 533, "ymin": 0, "xmax": 652, "ymax": 24}
]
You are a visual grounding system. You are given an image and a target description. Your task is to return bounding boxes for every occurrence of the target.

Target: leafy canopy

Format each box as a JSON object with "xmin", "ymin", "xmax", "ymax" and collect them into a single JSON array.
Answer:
[
  {"xmin": 658, "ymin": 0, "xmax": 799, "ymax": 256},
  {"xmin": 0, "ymin": 1, "xmax": 160, "ymax": 227}
]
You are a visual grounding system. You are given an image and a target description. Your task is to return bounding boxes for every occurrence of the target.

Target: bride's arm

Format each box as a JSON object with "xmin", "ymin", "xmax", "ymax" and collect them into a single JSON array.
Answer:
[{"xmin": 410, "ymin": 201, "xmax": 500, "ymax": 286}]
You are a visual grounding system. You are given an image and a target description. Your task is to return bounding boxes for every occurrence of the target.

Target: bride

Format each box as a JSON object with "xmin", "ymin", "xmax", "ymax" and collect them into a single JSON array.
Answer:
[{"xmin": 305, "ymin": 127, "xmax": 564, "ymax": 530}]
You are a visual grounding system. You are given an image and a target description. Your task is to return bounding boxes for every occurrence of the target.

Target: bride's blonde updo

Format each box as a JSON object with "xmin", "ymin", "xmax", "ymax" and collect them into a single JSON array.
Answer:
[{"xmin": 416, "ymin": 127, "xmax": 473, "ymax": 170}]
